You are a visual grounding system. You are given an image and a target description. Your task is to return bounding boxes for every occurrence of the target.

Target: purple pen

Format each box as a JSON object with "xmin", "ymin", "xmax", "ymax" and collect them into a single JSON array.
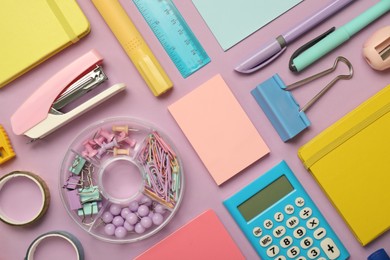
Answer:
[{"xmin": 235, "ymin": 0, "xmax": 356, "ymax": 74}]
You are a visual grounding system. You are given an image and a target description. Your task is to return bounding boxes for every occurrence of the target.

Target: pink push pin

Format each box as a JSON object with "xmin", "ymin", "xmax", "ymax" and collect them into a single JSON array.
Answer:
[
  {"xmin": 94, "ymin": 135, "xmax": 106, "ymax": 146},
  {"xmin": 97, "ymin": 128, "xmax": 115, "ymax": 142},
  {"xmin": 81, "ymin": 150, "xmax": 89, "ymax": 158},
  {"xmin": 123, "ymin": 137, "xmax": 136, "ymax": 148},
  {"xmin": 82, "ymin": 140, "xmax": 98, "ymax": 158},
  {"xmin": 97, "ymin": 139, "xmax": 120, "ymax": 159},
  {"xmin": 97, "ymin": 146, "xmax": 106, "ymax": 159},
  {"xmin": 102, "ymin": 139, "xmax": 119, "ymax": 150},
  {"xmin": 112, "ymin": 125, "xmax": 129, "ymax": 134},
  {"xmin": 113, "ymin": 147, "xmax": 130, "ymax": 156},
  {"xmin": 117, "ymin": 132, "xmax": 136, "ymax": 148}
]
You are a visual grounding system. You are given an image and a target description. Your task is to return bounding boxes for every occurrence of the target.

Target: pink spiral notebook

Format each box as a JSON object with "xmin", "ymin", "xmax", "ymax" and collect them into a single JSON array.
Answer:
[{"xmin": 135, "ymin": 210, "xmax": 245, "ymax": 260}]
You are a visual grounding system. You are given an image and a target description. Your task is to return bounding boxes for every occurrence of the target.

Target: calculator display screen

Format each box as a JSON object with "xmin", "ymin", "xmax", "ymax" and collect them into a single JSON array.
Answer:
[{"xmin": 237, "ymin": 175, "xmax": 294, "ymax": 222}]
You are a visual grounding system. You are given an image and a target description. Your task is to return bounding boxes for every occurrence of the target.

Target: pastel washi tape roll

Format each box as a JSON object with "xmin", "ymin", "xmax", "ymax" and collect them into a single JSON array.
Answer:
[
  {"xmin": 25, "ymin": 231, "xmax": 84, "ymax": 260},
  {"xmin": 0, "ymin": 171, "xmax": 50, "ymax": 226}
]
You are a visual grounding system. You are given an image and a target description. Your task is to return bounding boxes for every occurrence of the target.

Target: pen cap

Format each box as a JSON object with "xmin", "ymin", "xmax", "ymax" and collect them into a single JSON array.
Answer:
[
  {"xmin": 92, "ymin": 0, "xmax": 172, "ymax": 96},
  {"xmin": 292, "ymin": 0, "xmax": 390, "ymax": 72}
]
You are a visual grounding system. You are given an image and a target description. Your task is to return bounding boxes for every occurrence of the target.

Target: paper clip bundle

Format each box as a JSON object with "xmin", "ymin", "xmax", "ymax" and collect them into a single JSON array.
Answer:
[
  {"xmin": 136, "ymin": 131, "xmax": 181, "ymax": 209},
  {"xmin": 251, "ymin": 56, "xmax": 353, "ymax": 142},
  {"xmin": 11, "ymin": 49, "xmax": 126, "ymax": 141}
]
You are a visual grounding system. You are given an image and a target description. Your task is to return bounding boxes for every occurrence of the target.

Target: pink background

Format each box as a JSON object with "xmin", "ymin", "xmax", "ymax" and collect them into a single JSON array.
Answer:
[{"xmin": 1, "ymin": 0, "xmax": 389, "ymax": 259}]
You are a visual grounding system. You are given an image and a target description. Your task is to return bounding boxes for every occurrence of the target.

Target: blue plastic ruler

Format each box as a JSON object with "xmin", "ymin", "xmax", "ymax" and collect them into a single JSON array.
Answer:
[{"xmin": 132, "ymin": 0, "xmax": 210, "ymax": 78}]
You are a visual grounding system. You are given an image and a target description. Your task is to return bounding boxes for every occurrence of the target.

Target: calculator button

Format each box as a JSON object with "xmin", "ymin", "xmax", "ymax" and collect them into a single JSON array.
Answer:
[
  {"xmin": 266, "ymin": 245, "xmax": 280, "ymax": 257},
  {"xmin": 320, "ymin": 238, "xmax": 340, "ymax": 259},
  {"xmin": 275, "ymin": 256, "xmax": 287, "ymax": 260},
  {"xmin": 259, "ymin": 235, "xmax": 273, "ymax": 247},
  {"xmin": 306, "ymin": 217, "xmax": 319, "ymax": 229},
  {"xmin": 287, "ymin": 246, "xmax": 300, "ymax": 258},
  {"xmin": 300, "ymin": 237, "xmax": 313, "ymax": 249},
  {"xmin": 264, "ymin": 219, "xmax": 273, "ymax": 229},
  {"xmin": 295, "ymin": 197, "xmax": 305, "ymax": 207},
  {"xmin": 285, "ymin": 204, "xmax": 295, "ymax": 214},
  {"xmin": 252, "ymin": 227, "xmax": 263, "ymax": 237},
  {"xmin": 297, "ymin": 257, "xmax": 306, "ymax": 260},
  {"xmin": 286, "ymin": 216, "xmax": 299, "ymax": 229},
  {"xmin": 313, "ymin": 227, "xmax": 326, "ymax": 240},
  {"xmin": 274, "ymin": 212, "xmax": 284, "ymax": 222},
  {"xmin": 293, "ymin": 227, "xmax": 306, "ymax": 239},
  {"xmin": 307, "ymin": 247, "xmax": 321, "ymax": 259},
  {"xmin": 273, "ymin": 226, "xmax": 286, "ymax": 238},
  {"xmin": 280, "ymin": 236, "xmax": 293, "ymax": 248},
  {"xmin": 299, "ymin": 207, "xmax": 312, "ymax": 219}
]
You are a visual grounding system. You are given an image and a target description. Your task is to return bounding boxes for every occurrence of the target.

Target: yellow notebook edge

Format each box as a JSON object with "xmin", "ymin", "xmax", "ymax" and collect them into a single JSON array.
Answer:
[{"xmin": 298, "ymin": 84, "xmax": 390, "ymax": 169}]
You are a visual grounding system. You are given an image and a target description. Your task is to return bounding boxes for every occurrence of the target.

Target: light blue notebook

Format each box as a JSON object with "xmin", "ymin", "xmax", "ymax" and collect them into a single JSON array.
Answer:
[{"xmin": 192, "ymin": 0, "xmax": 302, "ymax": 50}]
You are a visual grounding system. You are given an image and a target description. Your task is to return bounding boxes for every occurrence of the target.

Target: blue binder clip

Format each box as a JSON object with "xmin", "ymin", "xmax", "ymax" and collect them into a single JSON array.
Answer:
[{"xmin": 251, "ymin": 56, "xmax": 353, "ymax": 142}]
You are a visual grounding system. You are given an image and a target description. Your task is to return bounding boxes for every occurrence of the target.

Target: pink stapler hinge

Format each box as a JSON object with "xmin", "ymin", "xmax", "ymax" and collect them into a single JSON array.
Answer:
[{"xmin": 11, "ymin": 49, "xmax": 126, "ymax": 141}]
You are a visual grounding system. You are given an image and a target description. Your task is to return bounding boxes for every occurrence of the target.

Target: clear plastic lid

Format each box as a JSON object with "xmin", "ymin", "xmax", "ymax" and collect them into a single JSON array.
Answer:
[{"xmin": 59, "ymin": 117, "xmax": 184, "ymax": 243}]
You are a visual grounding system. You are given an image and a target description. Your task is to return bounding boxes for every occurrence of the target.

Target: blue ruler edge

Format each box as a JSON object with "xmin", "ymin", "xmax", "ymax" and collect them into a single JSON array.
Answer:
[{"xmin": 133, "ymin": 0, "xmax": 210, "ymax": 78}]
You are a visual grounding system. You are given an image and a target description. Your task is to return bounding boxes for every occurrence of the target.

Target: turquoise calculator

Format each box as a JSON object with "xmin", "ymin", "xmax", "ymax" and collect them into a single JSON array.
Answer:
[{"xmin": 223, "ymin": 161, "xmax": 349, "ymax": 260}]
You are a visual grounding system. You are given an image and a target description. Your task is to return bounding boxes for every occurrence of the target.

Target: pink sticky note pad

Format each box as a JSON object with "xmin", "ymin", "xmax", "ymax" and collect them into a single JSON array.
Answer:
[
  {"xmin": 135, "ymin": 209, "xmax": 245, "ymax": 260},
  {"xmin": 168, "ymin": 74, "xmax": 269, "ymax": 185}
]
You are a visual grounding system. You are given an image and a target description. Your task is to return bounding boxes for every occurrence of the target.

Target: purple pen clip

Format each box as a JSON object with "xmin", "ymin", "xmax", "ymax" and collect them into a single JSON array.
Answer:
[{"xmin": 235, "ymin": 38, "xmax": 287, "ymax": 74}]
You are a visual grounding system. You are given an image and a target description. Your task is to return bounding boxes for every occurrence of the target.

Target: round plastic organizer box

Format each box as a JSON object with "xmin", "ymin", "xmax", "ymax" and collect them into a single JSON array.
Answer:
[{"xmin": 60, "ymin": 117, "xmax": 184, "ymax": 243}]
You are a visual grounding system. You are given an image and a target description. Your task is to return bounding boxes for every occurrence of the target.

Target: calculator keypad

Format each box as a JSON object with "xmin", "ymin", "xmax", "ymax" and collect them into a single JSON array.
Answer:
[
  {"xmin": 253, "ymin": 197, "xmax": 342, "ymax": 259},
  {"xmin": 264, "ymin": 219, "xmax": 274, "ymax": 229},
  {"xmin": 273, "ymin": 226, "xmax": 286, "ymax": 238},
  {"xmin": 267, "ymin": 245, "xmax": 280, "ymax": 257},
  {"xmin": 286, "ymin": 216, "xmax": 299, "ymax": 229},
  {"xmin": 285, "ymin": 205, "xmax": 295, "ymax": 214},
  {"xmin": 260, "ymin": 235, "xmax": 273, "ymax": 247},
  {"xmin": 274, "ymin": 212, "xmax": 284, "ymax": 222},
  {"xmin": 253, "ymin": 226, "xmax": 263, "ymax": 237}
]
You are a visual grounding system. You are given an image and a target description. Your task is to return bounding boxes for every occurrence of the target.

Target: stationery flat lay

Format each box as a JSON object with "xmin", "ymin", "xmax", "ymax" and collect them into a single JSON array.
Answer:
[{"xmin": 0, "ymin": 0, "xmax": 389, "ymax": 259}]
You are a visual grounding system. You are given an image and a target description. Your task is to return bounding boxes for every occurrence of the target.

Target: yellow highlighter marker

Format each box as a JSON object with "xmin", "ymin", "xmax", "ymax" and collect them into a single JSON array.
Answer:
[{"xmin": 92, "ymin": 0, "xmax": 173, "ymax": 96}]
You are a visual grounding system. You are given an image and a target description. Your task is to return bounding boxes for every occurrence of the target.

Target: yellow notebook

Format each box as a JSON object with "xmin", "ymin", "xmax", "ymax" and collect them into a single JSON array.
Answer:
[
  {"xmin": 0, "ymin": 0, "xmax": 90, "ymax": 88},
  {"xmin": 298, "ymin": 84, "xmax": 390, "ymax": 246}
]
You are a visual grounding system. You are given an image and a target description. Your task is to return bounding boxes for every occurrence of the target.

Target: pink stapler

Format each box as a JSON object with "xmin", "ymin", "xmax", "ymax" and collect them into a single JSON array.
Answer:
[
  {"xmin": 363, "ymin": 26, "xmax": 390, "ymax": 71},
  {"xmin": 11, "ymin": 49, "xmax": 126, "ymax": 141}
]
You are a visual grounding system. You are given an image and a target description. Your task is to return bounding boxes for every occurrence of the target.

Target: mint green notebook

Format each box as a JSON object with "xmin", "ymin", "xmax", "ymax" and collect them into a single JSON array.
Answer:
[{"xmin": 191, "ymin": 0, "xmax": 302, "ymax": 50}]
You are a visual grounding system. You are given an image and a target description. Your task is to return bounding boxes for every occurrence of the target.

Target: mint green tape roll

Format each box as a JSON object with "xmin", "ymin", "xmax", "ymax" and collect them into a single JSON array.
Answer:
[{"xmin": 292, "ymin": 0, "xmax": 390, "ymax": 72}]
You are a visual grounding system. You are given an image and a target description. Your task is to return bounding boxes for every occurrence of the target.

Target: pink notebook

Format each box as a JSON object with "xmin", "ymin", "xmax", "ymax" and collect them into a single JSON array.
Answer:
[{"xmin": 135, "ymin": 210, "xmax": 245, "ymax": 260}]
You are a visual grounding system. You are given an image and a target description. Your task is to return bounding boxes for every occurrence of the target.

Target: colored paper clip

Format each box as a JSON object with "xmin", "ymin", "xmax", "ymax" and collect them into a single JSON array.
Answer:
[
  {"xmin": 66, "ymin": 189, "xmax": 82, "ymax": 210},
  {"xmin": 10, "ymin": 49, "xmax": 126, "ymax": 141},
  {"xmin": 0, "ymin": 125, "xmax": 15, "ymax": 164},
  {"xmin": 251, "ymin": 56, "xmax": 353, "ymax": 142},
  {"xmin": 78, "ymin": 201, "xmax": 100, "ymax": 222},
  {"xmin": 64, "ymin": 175, "xmax": 82, "ymax": 190},
  {"xmin": 79, "ymin": 186, "xmax": 101, "ymax": 204},
  {"xmin": 69, "ymin": 155, "xmax": 87, "ymax": 175}
]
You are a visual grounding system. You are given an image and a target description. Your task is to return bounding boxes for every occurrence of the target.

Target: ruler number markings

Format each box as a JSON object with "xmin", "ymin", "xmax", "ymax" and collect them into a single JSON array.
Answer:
[{"xmin": 132, "ymin": 0, "xmax": 210, "ymax": 78}]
